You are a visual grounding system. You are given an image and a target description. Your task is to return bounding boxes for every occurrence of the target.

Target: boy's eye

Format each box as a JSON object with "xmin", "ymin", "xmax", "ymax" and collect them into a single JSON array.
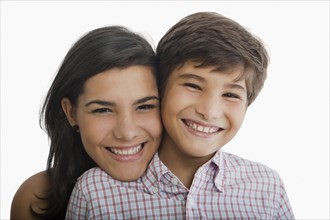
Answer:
[
  {"xmin": 92, "ymin": 108, "xmax": 112, "ymax": 114},
  {"xmin": 137, "ymin": 104, "xmax": 157, "ymax": 111},
  {"xmin": 183, "ymin": 83, "xmax": 201, "ymax": 90},
  {"xmin": 223, "ymin": 93, "xmax": 240, "ymax": 99}
]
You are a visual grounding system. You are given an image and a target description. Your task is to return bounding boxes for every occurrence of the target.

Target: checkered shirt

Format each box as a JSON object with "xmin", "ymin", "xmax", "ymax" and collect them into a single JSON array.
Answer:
[{"xmin": 66, "ymin": 151, "xmax": 295, "ymax": 219}]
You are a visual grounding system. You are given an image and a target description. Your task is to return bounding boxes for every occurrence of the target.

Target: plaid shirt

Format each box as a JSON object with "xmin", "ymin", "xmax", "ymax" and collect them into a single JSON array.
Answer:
[{"xmin": 66, "ymin": 151, "xmax": 294, "ymax": 219}]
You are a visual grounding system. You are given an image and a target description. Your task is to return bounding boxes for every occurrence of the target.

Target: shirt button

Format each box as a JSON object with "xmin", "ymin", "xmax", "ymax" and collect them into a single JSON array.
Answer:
[
  {"xmin": 171, "ymin": 177, "xmax": 178, "ymax": 185},
  {"xmin": 152, "ymin": 186, "xmax": 158, "ymax": 194}
]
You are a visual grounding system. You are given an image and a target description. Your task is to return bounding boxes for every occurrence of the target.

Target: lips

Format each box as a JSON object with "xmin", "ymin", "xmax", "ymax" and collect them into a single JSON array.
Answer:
[
  {"xmin": 183, "ymin": 119, "xmax": 222, "ymax": 134},
  {"xmin": 106, "ymin": 144, "xmax": 144, "ymax": 156}
]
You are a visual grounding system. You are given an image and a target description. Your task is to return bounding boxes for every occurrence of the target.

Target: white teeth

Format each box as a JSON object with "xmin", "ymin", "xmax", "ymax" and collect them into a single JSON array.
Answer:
[
  {"xmin": 109, "ymin": 145, "xmax": 142, "ymax": 156},
  {"xmin": 185, "ymin": 120, "xmax": 219, "ymax": 134},
  {"xmin": 203, "ymin": 127, "xmax": 210, "ymax": 133}
]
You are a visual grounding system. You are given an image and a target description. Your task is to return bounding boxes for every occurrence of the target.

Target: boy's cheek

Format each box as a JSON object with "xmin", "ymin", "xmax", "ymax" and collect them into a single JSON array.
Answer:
[{"xmin": 165, "ymin": 88, "xmax": 198, "ymax": 107}]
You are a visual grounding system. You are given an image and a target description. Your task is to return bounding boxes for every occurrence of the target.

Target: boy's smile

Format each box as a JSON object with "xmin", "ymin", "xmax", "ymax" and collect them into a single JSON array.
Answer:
[
  {"xmin": 182, "ymin": 119, "xmax": 223, "ymax": 136},
  {"xmin": 160, "ymin": 61, "xmax": 248, "ymax": 162}
]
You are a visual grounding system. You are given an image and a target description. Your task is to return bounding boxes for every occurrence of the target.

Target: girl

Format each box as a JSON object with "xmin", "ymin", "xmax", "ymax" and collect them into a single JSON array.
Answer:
[{"xmin": 10, "ymin": 26, "xmax": 162, "ymax": 220}]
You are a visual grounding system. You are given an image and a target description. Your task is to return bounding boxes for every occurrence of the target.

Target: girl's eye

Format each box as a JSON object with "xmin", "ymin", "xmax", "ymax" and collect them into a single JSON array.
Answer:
[
  {"xmin": 92, "ymin": 108, "xmax": 112, "ymax": 114},
  {"xmin": 223, "ymin": 93, "xmax": 240, "ymax": 99},
  {"xmin": 183, "ymin": 83, "xmax": 201, "ymax": 90},
  {"xmin": 137, "ymin": 104, "xmax": 157, "ymax": 111}
]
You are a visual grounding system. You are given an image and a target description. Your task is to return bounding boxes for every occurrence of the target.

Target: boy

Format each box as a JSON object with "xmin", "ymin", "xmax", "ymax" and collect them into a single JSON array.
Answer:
[{"xmin": 66, "ymin": 12, "xmax": 294, "ymax": 219}]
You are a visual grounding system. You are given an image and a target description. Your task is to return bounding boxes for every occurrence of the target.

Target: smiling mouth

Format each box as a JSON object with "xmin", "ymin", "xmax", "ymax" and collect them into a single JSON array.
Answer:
[
  {"xmin": 105, "ymin": 143, "xmax": 144, "ymax": 156},
  {"xmin": 183, "ymin": 119, "xmax": 222, "ymax": 134}
]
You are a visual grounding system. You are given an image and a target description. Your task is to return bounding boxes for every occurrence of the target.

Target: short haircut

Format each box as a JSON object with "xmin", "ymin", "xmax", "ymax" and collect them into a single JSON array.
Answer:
[{"xmin": 157, "ymin": 12, "xmax": 269, "ymax": 106}]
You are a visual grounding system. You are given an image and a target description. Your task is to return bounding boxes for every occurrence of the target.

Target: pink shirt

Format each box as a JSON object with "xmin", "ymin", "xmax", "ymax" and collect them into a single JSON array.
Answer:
[{"xmin": 66, "ymin": 151, "xmax": 294, "ymax": 219}]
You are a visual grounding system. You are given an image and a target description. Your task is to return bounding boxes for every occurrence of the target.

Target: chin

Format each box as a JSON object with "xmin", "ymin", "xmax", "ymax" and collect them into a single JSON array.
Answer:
[{"xmin": 112, "ymin": 168, "xmax": 145, "ymax": 182}]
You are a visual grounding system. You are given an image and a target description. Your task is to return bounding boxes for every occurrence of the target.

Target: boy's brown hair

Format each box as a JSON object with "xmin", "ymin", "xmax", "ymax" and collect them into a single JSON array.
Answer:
[{"xmin": 156, "ymin": 12, "xmax": 269, "ymax": 106}]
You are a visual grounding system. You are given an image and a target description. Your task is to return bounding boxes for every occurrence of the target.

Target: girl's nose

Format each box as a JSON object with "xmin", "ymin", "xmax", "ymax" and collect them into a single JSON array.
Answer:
[{"xmin": 113, "ymin": 112, "xmax": 139, "ymax": 141}]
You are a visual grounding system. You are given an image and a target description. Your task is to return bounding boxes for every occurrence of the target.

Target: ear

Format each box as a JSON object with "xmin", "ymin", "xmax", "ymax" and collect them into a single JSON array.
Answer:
[{"xmin": 61, "ymin": 98, "xmax": 77, "ymax": 126}]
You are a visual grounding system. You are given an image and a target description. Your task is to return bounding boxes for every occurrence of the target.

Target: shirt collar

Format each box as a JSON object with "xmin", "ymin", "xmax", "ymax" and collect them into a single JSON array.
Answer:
[
  {"xmin": 211, "ymin": 149, "xmax": 225, "ymax": 192},
  {"xmin": 190, "ymin": 149, "xmax": 224, "ymax": 192},
  {"xmin": 142, "ymin": 150, "xmax": 226, "ymax": 193},
  {"xmin": 142, "ymin": 153, "xmax": 170, "ymax": 194}
]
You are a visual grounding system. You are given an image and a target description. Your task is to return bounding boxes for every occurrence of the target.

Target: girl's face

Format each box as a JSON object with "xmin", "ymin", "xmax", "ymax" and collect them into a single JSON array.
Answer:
[{"xmin": 62, "ymin": 65, "xmax": 162, "ymax": 181}]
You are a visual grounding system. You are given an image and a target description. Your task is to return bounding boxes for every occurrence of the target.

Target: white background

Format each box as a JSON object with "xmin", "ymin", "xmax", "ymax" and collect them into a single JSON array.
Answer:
[{"xmin": 1, "ymin": 1, "xmax": 329, "ymax": 219}]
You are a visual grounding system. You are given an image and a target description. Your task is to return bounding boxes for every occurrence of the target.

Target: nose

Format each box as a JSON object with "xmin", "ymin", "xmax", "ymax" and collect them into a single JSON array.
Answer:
[
  {"xmin": 195, "ymin": 93, "xmax": 222, "ymax": 121},
  {"xmin": 113, "ymin": 111, "xmax": 139, "ymax": 141}
]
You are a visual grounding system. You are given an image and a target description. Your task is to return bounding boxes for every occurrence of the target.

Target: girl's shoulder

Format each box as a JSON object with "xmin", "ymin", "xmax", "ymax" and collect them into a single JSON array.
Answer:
[{"xmin": 11, "ymin": 170, "xmax": 51, "ymax": 219}]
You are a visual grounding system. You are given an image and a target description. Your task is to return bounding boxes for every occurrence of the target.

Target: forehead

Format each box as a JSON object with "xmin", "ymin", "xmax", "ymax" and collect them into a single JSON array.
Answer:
[{"xmin": 81, "ymin": 65, "xmax": 158, "ymax": 100}]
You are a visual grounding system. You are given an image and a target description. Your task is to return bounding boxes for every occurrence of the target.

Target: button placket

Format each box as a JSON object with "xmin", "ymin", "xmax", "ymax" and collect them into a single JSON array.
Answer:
[{"xmin": 187, "ymin": 197, "xmax": 195, "ymax": 209}]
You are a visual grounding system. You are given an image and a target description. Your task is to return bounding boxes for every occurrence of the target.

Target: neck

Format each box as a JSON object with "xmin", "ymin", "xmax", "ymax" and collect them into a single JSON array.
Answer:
[{"xmin": 158, "ymin": 133, "xmax": 214, "ymax": 188}]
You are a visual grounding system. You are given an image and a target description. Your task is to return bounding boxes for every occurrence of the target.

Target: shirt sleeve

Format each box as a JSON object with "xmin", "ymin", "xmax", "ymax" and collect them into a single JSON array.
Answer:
[
  {"xmin": 65, "ymin": 182, "xmax": 88, "ymax": 220},
  {"xmin": 277, "ymin": 179, "xmax": 295, "ymax": 219}
]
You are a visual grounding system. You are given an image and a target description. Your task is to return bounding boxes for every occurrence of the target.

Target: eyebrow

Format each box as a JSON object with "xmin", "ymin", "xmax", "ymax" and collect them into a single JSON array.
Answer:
[
  {"xmin": 226, "ymin": 83, "xmax": 246, "ymax": 92},
  {"xmin": 178, "ymin": 73, "xmax": 205, "ymax": 82},
  {"xmin": 134, "ymin": 96, "xmax": 159, "ymax": 105},
  {"xmin": 85, "ymin": 96, "xmax": 159, "ymax": 107}
]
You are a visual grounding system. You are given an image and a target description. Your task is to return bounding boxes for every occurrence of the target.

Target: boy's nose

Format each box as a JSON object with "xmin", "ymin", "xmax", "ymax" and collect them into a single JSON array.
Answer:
[
  {"xmin": 195, "ymin": 94, "xmax": 222, "ymax": 121},
  {"xmin": 113, "ymin": 113, "xmax": 139, "ymax": 140}
]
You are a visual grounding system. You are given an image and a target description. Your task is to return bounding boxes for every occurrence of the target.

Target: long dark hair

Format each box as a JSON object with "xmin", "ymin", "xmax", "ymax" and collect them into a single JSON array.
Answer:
[{"xmin": 36, "ymin": 26, "xmax": 157, "ymax": 219}]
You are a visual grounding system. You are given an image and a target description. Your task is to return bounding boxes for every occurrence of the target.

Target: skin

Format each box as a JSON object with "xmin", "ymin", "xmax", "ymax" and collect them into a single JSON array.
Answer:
[
  {"xmin": 11, "ymin": 171, "xmax": 50, "ymax": 220},
  {"xmin": 11, "ymin": 65, "xmax": 162, "ymax": 219},
  {"xmin": 62, "ymin": 65, "xmax": 162, "ymax": 181},
  {"xmin": 159, "ymin": 61, "xmax": 248, "ymax": 188}
]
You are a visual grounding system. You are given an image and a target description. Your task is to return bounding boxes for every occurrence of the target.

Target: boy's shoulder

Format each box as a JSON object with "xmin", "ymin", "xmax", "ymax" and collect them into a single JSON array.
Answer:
[{"xmin": 221, "ymin": 151, "xmax": 283, "ymax": 184}]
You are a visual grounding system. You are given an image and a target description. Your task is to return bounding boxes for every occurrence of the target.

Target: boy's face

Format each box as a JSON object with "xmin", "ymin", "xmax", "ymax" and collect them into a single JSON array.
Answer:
[{"xmin": 161, "ymin": 61, "xmax": 247, "ymax": 159}]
